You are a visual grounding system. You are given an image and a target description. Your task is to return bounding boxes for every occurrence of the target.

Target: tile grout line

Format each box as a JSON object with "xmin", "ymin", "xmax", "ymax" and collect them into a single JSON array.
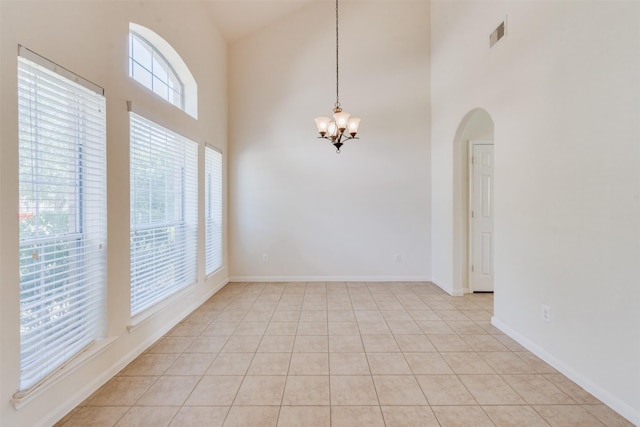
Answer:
[
  {"xmin": 59, "ymin": 282, "xmax": 626, "ymax": 427},
  {"xmin": 217, "ymin": 281, "xmax": 268, "ymax": 426},
  {"xmin": 364, "ymin": 282, "xmax": 388, "ymax": 427}
]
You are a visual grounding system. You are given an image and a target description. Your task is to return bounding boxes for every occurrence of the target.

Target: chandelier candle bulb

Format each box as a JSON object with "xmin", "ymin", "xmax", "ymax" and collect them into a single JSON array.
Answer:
[
  {"xmin": 328, "ymin": 121, "xmax": 338, "ymax": 137},
  {"xmin": 333, "ymin": 111, "xmax": 351, "ymax": 130},
  {"xmin": 347, "ymin": 117, "xmax": 361, "ymax": 136},
  {"xmin": 314, "ymin": 116, "xmax": 331, "ymax": 136}
]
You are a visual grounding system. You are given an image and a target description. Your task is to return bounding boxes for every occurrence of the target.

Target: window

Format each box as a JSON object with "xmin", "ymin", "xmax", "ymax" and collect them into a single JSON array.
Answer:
[
  {"xmin": 129, "ymin": 31, "xmax": 184, "ymax": 110},
  {"xmin": 128, "ymin": 23, "xmax": 198, "ymax": 119},
  {"xmin": 17, "ymin": 47, "xmax": 106, "ymax": 391},
  {"xmin": 129, "ymin": 113, "xmax": 198, "ymax": 316},
  {"xmin": 205, "ymin": 146, "xmax": 222, "ymax": 275}
]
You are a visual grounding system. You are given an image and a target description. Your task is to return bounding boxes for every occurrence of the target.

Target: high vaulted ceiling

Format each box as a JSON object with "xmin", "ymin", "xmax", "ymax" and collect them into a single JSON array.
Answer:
[
  {"xmin": 205, "ymin": 0, "xmax": 420, "ymax": 43},
  {"xmin": 205, "ymin": 0, "xmax": 317, "ymax": 43}
]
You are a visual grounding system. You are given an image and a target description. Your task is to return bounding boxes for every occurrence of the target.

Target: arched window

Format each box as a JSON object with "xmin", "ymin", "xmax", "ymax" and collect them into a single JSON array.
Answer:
[
  {"xmin": 129, "ymin": 32, "xmax": 183, "ymax": 109},
  {"xmin": 128, "ymin": 23, "xmax": 198, "ymax": 118}
]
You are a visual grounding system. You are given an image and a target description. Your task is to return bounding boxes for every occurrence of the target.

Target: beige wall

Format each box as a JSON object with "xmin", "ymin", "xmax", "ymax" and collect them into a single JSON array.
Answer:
[
  {"xmin": 228, "ymin": 1, "xmax": 431, "ymax": 281},
  {"xmin": 0, "ymin": 2, "xmax": 228, "ymax": 425},
  {"xmin": 430, "ymin": 1, "xmax": 640, "ymax": 423}
]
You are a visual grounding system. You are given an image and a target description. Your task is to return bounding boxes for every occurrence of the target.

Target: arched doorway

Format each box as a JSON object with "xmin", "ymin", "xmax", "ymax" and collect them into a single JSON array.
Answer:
[{"xmin": 452, "ymin": 109, "xmax": 494, "ymax": 294}]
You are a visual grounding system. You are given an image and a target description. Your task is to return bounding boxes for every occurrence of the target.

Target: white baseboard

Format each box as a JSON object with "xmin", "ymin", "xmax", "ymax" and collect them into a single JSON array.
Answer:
[
  {"xmin": 45, "ymin": 277, "xmax": 229, "ymax": 427},
  {"xmin": 491, "ymin": 316, "xmax": 640, "ymax": 426},
  {"xmin": 430, "ymin": 277, "xmax": 466, "ymax": 296},
  {"xmin": 229, "ymin": 275, "xmax": 430, "ymax": 283}
]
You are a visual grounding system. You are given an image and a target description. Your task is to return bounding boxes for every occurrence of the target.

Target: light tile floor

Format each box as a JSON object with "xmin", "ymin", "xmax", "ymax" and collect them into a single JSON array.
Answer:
[{"xmin": 56, "ymin": 282, "xmax": 633, "ymax": 426}]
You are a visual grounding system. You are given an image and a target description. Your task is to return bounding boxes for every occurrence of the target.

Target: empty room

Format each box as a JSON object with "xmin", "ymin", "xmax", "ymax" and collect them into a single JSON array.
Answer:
[{"xmin": 0, "ymin": 0, "xmax": 638, "ymax": 426}]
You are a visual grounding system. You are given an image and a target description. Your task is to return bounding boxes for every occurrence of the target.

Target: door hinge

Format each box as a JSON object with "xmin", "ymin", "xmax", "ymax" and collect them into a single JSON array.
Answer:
[
  {"xmin": 471, "ymin": 210, "xmax": 475, "ymax": 218},
  {"xmin": 471, "ymin": 156, "xmax": 475, "ymax": 164},
  {"xmin": 471, "ymin": 265, "xmax": 475, "ymax": 272}
]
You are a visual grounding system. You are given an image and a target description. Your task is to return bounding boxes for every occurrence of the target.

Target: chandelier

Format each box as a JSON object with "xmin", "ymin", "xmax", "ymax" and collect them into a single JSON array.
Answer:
[{"xmin": 314, "ymin": 0, "xmax": 361, "ymax": 153}]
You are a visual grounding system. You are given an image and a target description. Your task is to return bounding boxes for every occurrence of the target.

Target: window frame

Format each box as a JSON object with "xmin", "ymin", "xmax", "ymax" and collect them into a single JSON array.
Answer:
[
  {"xmin": 127, "ymin": 23, "xmax": 198, "ymax": 119},
  {"xmin": 129, "ymin": 31, "xmax": 185, "ymax": 110}
]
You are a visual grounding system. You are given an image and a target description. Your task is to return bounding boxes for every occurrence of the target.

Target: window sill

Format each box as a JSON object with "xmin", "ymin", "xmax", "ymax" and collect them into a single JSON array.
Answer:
[
  {"xmin": 127, "ymin": 283, "xmax": 196, "ymax": 333},
  {"xmin": 205, "ymin": 266, "xmax": 223, "ymax": 280},
  {"xmin": 11, "ymin": 337, "xmax": 117, "ymax": 410}
]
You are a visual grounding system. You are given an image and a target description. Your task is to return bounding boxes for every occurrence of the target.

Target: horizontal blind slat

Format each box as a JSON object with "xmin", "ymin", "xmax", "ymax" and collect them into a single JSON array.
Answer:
[
  {"xmin": 18, "ymin": 55, "xmax": 106, "ymax": 391},
  {"xmin": 205, "ymin": 146, "xmax": 223, "ymax": 275},
  {"xmin": 129, "ymin": 112, "xmax": 197, "ymax": 316}
]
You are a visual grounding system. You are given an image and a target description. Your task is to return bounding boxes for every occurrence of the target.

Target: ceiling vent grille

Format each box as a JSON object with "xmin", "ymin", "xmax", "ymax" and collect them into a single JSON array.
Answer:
[{"xmin": 490, "ymin": 21, "xmax": 506, "ymax": 47}]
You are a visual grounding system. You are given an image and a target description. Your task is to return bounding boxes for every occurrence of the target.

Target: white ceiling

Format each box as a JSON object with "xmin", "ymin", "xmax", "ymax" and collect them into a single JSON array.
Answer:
[{"xmin": 205, "ymin": 1, "xmax": 318, "ymax": 43}]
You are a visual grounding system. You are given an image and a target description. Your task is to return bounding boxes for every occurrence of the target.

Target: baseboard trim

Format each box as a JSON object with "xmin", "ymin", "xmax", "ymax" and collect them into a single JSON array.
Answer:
[
  {"xmin": 229, "ymin": 275, "xmax": 430, "ymax": 283},
  {"xmin": 45, "ymin": 277, "xmax": 229, "ymax": 427},
  {"xmin": 430, "ymin": 277, "xmax": 465, "ymax": 296},
  {"xmin": 491, "ymin": 316, "xmax": 640, "ymax": 426}
]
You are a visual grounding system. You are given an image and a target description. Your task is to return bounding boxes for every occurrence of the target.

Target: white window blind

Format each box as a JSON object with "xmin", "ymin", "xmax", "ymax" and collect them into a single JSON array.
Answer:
[
  {"xmin": 205, "ymin": 146, "xmax": 222, "ymax": 275},
  {"xmin": 17, "ymin": 49, "xmax": 106, "ymax": 392},
  {"xmin": 130, "ymin": 113, "xmax": 198, "ymax": 316}
]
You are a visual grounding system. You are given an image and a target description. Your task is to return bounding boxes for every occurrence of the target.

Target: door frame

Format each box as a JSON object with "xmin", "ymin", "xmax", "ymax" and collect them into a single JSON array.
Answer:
[
  {"xmin": 452, "ymin": 108, "xmax": 494, "ymax": 296},
  {"xmin": 468, "ymin": 140, "xmax": 494, "ymax": 293}
]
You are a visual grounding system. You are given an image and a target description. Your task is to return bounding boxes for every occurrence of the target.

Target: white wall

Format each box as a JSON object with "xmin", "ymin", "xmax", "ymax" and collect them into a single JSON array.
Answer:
[
  {"xmin": 0, "ymin": 2, "xmax": 228, "ymax": 425},
  {"xmin": 228, "ymin": 1, "xmax": 431, "ymax": 282},
  {"xmin": 431, "ymin": 0, "xmax": 640, "ymax": 423}
]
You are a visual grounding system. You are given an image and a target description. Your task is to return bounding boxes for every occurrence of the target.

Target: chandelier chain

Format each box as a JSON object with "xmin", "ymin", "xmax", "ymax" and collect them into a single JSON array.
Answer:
[{"xmin": 335, "ymin": 0, "xmax": 340, "ymax": 110}]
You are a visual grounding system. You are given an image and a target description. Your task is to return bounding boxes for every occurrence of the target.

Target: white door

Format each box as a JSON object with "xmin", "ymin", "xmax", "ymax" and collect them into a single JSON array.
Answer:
[{"xmin": 470, "ymin": 143, "xmax": 494, "ymax": 292}]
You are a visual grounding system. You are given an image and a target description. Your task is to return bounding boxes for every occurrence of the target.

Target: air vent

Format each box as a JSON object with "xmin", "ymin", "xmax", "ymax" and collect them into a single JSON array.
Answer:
[{"xmin": 490, "ymin": 21, "xmax": 506, "ymax": 47}]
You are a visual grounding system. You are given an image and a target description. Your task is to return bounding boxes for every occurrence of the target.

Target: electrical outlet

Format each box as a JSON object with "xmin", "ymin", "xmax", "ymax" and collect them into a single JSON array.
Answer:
[
  {"xmin": 541, "ymin": 304, "xmax": 551, "ymax": 323},
  {"xmin": 262, "ymin": 253, "xmax": 269, "ymax": 263},
  {"xmin": 394, "ymin": 253, "xmax": 401, "ymax": 263}
]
